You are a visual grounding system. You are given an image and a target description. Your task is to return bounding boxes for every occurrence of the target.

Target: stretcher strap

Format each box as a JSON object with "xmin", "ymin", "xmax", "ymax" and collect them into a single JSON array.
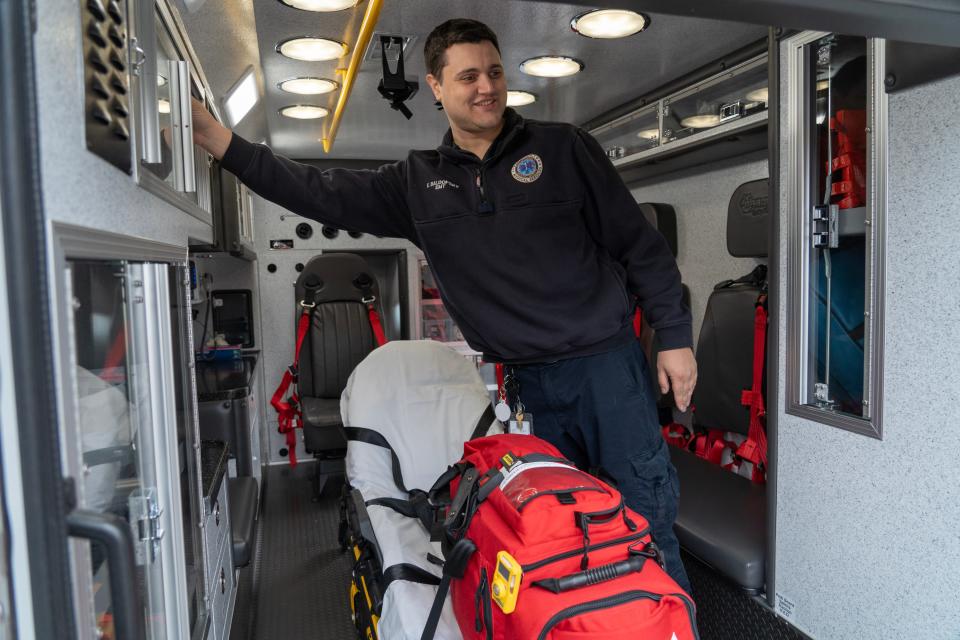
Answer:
[
  {"xmin": 381, "ymin": 563, "xmax": 441, "ymax": 591},
  {"xmin": 345, "ymin": 426, "xmax": 408, "ymax": 493},
  {"xmin": 470, "ymin": 404, "xmax": 498, "ymax": 440},
  {"xmin": 736, "ymin": 297, "xmax": 768, "ymax": 483}
]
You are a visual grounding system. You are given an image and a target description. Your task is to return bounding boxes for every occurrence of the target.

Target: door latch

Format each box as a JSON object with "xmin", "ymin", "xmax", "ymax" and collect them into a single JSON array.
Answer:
[
  {"xmin": 129, "ymin": 487, "xmax": 165, "ymax": 565},
  {"xmin": 812, "ymin": 204, "xmax": 839, "ymax": 248}
]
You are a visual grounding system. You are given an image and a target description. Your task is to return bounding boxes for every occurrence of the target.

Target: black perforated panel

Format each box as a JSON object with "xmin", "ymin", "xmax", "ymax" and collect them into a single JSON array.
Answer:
[{"xmin": 82, "ymin": 0, "xmax": 132, "ymax": 173}]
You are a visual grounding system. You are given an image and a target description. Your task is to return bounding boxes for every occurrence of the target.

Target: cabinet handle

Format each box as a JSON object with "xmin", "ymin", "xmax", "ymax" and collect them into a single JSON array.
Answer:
[{"xmin": 68, "ymin": 509, "xmax": 145, "ymax": 640}]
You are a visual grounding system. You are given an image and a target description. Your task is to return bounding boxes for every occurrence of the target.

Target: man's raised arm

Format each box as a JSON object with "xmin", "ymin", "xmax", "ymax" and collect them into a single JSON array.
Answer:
[{"xmin": 191, "ymin": 99, "xmax": 416, "ymax": 241}]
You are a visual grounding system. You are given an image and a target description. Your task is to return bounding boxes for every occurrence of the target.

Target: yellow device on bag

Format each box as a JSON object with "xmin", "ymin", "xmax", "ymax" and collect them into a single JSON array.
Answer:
[{"xmin": 491, "ymin": 550, "xmax": 523, "ymax": 614}]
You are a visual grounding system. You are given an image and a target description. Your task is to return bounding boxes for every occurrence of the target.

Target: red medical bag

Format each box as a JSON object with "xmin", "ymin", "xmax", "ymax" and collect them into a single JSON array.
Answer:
[{"xmin": 434, "ymin": 434, "xmax": 698, "ymax": 640}]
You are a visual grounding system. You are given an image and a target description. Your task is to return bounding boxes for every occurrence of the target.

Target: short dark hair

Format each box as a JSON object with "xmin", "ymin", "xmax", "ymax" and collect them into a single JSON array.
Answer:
[{"xmin": 423, "ymin": 19, "xmax": 501, "ymax": 80}]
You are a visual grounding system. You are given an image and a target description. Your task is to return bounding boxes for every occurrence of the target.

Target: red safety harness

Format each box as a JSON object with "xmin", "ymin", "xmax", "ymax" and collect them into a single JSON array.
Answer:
[
  {"xmin": 666, "ymin": 293, "xmax": 768, "ymax": 483},
  {"xmin": 271, "ymin": 294, "xmax": 387, "ymax": 467}
]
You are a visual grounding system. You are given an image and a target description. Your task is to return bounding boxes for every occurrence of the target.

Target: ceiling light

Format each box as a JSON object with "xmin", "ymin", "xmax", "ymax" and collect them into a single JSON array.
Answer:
[
  {"xmin": 680, "ymin": 114, "xmax": 721, "ymax": 129},
  {"xmin": 571, "ymin": 9, "xmax": 649, "ymax": 39},
  {"xmin": 224, "ymin": 68, "xmax": 259, "ymax": 126},
  {"xmin": 520, "ymin": 56, "xmax": 583, "ymax": 78},
  {"xmin": 746, "ymin": 87, "xmax": 768, "ymax": 103},
  {"xmin": 506, "ymin": 90, "xmax": 536, "ymax": 107},
  {"xmin": 158, "ymin": 99, "xmax": 170, "ymax": 114},
  {"xmin": 279, "ymin": 77, "xmax": 339, "ymax": 95},
  {"xmin": 279, "ymin": 0, "xmax": 358, "ymax": 10},
  {"xmin": 636, "ymin": 128, "xmax": 659, "ymax": 141},
  {"xmin": 277, "ymin": 37, "xmax": 348, "ymax": 62},
  {"xmin": 280, "ymin": 105, "xmax": 329, "ymax": 119}
]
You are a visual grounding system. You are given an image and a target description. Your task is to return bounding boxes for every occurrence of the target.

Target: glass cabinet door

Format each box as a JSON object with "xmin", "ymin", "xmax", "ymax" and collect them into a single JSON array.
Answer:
[
  {"xmin": 787, "ymin": 32, "xmax": 884, "ymax": 437},
  {"xmin": 67, "ymin": 260, "xmax": 190, "ymax": 639}
]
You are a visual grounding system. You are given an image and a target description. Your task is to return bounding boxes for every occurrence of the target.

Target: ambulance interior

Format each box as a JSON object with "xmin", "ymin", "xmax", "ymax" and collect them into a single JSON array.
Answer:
[{"xmin": 2, "ymin": 0, "xmax": 959, "ymax": 639}]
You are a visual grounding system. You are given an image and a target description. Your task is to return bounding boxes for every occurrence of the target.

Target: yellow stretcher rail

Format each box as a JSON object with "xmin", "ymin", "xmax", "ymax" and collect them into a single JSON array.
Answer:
[{"xmin": 321, "ymin": 0, "xmax": 385, "ymax": 153}]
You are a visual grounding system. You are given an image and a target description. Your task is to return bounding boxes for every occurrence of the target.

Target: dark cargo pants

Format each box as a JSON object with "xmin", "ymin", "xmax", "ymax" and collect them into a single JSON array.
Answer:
[{"xmin": 508, "ymin": 339, "xmax": 691, "ymax": 593}]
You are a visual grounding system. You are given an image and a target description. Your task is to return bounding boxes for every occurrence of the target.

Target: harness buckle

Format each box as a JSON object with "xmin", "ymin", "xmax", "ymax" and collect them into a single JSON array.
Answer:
[
  {"xmin": 299, "ymin": 300, "xmax": 316, "ymax": 309},
  {"xmin": 361, "ymin": 295, "xmax": 376, "ymax": 304}
]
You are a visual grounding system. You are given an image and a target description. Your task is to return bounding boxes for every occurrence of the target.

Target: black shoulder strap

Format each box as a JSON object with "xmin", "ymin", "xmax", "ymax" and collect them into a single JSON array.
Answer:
[{"xmin": 470, "ymin": 404, "xmax": 498, "ymax": 440}]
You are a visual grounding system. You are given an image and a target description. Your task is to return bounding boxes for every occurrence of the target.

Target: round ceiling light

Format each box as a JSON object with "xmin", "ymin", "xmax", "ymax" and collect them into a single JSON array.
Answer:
[
  {"xmin": 746, "ymin": 87, "xmax": 769, "ymax": 103},
  {"xmin": 506, "ymin": 90, "xmax": 536, "ymax": 107},
  {"xmin": 571, "ymin": 9, "xmax": 650, "ymax": 39},
  {"xmin": 280, "ymin": 104, "xmax": 329, "ymax": 119},
  {"xmin": 277, "ymin": 37, "xmax": 348, "ymax": 62},
  {"xmin": 520, "ymin": 56, "xmax": 583, "ymax": 78},
  {"xmin": 279, "ymin": 0, "xmax": 358, "ymax": 10},
  {"xmin": 158, "ymin": 99, "xmax": 171, "ymax": 114},
  {"xmin": 279, "ymin": 77, "xmax": 339, "ymax": 95},
  {"xmin": 636, "ymin": 128, "xmax": 659, "ymax": 141},
  {"xmin": 680, "ymin": 114, "xmax": 721, "ymax": 129}
]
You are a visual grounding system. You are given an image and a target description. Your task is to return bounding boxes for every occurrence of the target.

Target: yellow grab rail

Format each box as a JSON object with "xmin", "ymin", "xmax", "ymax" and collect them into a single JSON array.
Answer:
[{"xmin": 321, "ymin": 0, "xmax": 385, "ymax": 153}]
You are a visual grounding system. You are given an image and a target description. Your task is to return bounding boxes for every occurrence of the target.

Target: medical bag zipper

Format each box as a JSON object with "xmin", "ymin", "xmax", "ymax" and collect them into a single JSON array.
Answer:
[
  {"xmin": 535, "ymin": 590, "xmax": 699, "ymax": 640},
  {"xmin": 520, "ymin": 529, "xmax": 650, "ymax": 573}
]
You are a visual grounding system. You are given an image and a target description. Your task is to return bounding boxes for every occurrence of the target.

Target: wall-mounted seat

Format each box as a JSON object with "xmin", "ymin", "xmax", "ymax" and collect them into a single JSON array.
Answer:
[
  {"xmin": 293, "ymin": 253, "xmax": 384, "ymax": 496},
  {"xmin": 659, "ymin": 179, "xmax": 770, "ymax": 592}
]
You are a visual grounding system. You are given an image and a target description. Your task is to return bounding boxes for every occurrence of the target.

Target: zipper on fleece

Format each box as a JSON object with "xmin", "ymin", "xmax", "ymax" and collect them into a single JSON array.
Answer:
[
  {"xmin": 476, "ymin": 168, "xmax": 494, "ymax": 214},
  {"xmin": 536, "ymin": 590, "xmax": 699, "ymax": 640}
]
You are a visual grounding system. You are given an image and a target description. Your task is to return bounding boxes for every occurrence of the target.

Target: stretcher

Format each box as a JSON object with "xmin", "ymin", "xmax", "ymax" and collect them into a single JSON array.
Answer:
[{"xmin": 339, "ymin": 340, "xmax": 499, "ymax": 640}]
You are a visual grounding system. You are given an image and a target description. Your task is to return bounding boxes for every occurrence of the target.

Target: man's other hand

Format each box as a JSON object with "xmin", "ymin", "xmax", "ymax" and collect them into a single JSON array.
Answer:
[
  {"xmin": 657, "ymin": 347, "xmax": 697, "ymax": 412},
  {"xmin": 191, "ymin": 97, "xmax": 232, "ymax": 160}
]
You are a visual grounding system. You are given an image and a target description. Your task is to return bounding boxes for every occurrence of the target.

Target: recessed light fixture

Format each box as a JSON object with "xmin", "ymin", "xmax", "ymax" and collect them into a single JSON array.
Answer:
[
  {"xmin": 158, "ymin": 98, "xmax": 171, "ymax": 114},
  {"xmin": 571, "ymin": 9, "xmax": 649, "ymax": 39},
  {"xmin": 680, "ymin": 114, "xmax": 721, "ymax": 129},
  {"xmin": 224, "ymin": 68, "xmax": 259, "ymax": 126},
  {"xmin": 277, "ymin": 37, "xmax": 348, "ymax": 62},
  {"xmin": 506, "ymin": 90, "xmax": 536, "ymax": 107},
  {"xmin": 520, "ymin": 56, "xmax": 583, "ymax": 78},
  {"xmin": 636, "ymin": 128, "xmax": 659, "ymax": 141},
  {"xmin": 279, "ymin": 77, "xmax": 339, "ymax": 95},
  {"xmin": 279, "ymin": 0, "xmax": 358, "ymax": 11},
  {"xmin": 746, "ymin": 87, "xmax": 768, "ymax": 103},
  {"xmin": 280, "ymin": 105, "xmax": 329, "ymax": 119}
]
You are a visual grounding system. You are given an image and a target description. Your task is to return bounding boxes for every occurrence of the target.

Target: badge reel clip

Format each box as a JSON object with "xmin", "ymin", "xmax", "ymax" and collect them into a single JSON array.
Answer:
[{"xmin": 494, "ymin": 372, "xmax": 532, "ymax": 435}]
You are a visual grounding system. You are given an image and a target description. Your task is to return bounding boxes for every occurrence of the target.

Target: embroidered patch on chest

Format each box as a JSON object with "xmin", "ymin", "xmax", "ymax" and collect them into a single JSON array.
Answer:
[{"xmin": 511, "ymin": 154, "xmax": 543, "ymax": 183}]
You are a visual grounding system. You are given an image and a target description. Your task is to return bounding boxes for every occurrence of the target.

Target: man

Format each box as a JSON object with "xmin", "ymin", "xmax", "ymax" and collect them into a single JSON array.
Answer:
[{"xmin": 192, "ymin": 18, "xmax": 695, "ymax": 592}]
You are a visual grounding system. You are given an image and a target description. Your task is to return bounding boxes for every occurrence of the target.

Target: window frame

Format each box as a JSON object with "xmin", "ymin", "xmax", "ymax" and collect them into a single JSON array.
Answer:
[{"xmin": 785, "ymin": 32, "xmax": 887, "ymax": 439}]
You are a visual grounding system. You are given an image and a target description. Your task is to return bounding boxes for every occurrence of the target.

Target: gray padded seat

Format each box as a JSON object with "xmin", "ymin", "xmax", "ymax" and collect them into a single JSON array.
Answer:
[
  {"xmin": 295, "ymin": 254, "xmax": 382, "ymax": 457},
  {"xmin": 228, "ymin": 476, "xmax": 258, "ymax": 568},
  {"xmin": 656, "ymin": 182, "xmax": 770, "ymax": 592},
  {"xmin": 671, "ymin": 447, "xmax": 766, "ymax": 590}
]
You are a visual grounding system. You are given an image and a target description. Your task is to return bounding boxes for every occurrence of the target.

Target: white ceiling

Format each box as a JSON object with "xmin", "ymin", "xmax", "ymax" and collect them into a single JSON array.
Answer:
[{"xmin": 176, "ymin": 0, "xmax": 766, "ymax": 161}]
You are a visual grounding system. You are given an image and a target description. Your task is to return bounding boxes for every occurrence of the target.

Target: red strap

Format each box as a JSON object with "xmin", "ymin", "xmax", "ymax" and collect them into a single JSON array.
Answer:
[
  {"xmin": 632, "ymin": 307, "xmax": 643, "ymax": 338},
  {"xmin": 736, "ymin": 297, "xmax": 768, "ymax": 483},
  {"xmin": 366, "ymin": 302, "xmax": 387, "ymax": 347},
  {"xmin": 661, "ymin": 422, "xmax": 692, "ymax": 449},
  {"xmin": 270, "ymin": 306, "xmax": 313, "ymax": 467},
  {"xmin": 495, "ymin": 363, "xmax": 505, "ymax": 403}
]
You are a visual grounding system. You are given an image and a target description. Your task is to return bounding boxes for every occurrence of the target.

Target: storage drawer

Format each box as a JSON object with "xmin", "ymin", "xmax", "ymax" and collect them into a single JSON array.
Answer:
[
  {"xmin": 203, "ymin": 477, "xmax": 230, "ymax": 588},
  {"xmin": 209, "ymin": 532, "xmax": 237, "ymax": 640}
]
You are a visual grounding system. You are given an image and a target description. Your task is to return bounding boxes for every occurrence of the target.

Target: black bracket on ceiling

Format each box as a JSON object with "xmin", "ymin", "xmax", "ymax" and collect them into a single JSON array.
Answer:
[{"xmin": 883, "ymin": 41, "xmax": 960, "ymax": 94}]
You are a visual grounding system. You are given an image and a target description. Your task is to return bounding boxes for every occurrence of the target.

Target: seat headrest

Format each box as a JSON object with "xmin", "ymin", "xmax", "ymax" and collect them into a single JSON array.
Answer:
[
  {"xmin": 294, "ymin": 253, "xmax": 381, "ymax": 305},
  {"xmin": 638, "ymin": 203, "xmax": 678, "ymax": 258},
  {"xmin": 727, "ymin": 179, "xmax": 769, "ymax": 258}
]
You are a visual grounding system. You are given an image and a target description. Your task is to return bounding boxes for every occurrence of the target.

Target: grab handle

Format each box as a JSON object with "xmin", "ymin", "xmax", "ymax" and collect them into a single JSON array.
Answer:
[
  {"xmin": 532, "ymin": 544, "xmax": 661, "ymax": 594},
  {"xmin": 67, "ymin": 509, "xmax": 145, "ymax": 640}
]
